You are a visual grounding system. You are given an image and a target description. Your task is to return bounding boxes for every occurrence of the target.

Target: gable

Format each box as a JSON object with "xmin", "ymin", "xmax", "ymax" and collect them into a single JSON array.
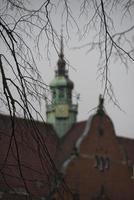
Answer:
[
  {"xmin": 61, "ymin": 113, "xmax": 134, "ymax": 200},
  {"xmin": 79, "ymin": 113, "xmax": 123, "ymax": 161}
]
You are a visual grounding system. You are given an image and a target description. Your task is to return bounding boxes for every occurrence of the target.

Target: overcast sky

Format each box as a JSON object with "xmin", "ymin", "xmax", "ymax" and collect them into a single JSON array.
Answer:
[
  {"xmin": 38, "ymin": 39, "xmax": 134, "ymax": 139},
  {"xmin": 0, "ymin": 1, "xmax": 134, "ymax": 139},
  {"xmin": 36, "ymin": 1, "xmax": 134, "ymax": 139}
]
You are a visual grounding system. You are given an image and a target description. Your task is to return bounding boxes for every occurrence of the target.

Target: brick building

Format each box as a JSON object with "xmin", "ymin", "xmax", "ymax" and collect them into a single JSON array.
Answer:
[
  {"xmin": 56, "ymin": 98, "xmax": 134, "ymax": 199},
  {"xmin": 0, "ymin": 36, "xmax": 134, "ymax": 199}
]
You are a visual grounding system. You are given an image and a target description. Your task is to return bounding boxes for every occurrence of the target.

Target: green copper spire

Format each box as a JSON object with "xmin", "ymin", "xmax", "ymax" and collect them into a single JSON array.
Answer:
[
  {"xmin": 56, "ymin": 33, "xmax": 66, "ymax": 76},
  {"xmin": 46, "ymin": 33, "xmax": 78, "ymax": 138}
]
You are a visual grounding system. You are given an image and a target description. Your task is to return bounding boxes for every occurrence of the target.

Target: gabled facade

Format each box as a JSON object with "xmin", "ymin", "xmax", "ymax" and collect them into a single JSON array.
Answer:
[{"xmin": 55, "ymin": 97, "xmax": 134, "ymax": 200}]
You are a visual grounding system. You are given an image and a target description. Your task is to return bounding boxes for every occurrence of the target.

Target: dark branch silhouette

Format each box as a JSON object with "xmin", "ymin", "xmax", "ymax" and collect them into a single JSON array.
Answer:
[{"xmin": 0, "ymin": 0, "xmax": 134, "ymax": 199}]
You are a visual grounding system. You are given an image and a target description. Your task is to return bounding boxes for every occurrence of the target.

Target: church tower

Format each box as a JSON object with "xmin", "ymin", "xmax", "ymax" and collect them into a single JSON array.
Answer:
[{"xmin": 46, "ymin": 35, "xmax": 78, "ymax": 138}]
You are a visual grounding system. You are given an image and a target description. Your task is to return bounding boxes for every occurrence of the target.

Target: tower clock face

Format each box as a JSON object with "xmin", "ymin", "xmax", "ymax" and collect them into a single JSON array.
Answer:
[{"xmin": 55, "ymin": 104, "xmax": 69, "ymax": 118}]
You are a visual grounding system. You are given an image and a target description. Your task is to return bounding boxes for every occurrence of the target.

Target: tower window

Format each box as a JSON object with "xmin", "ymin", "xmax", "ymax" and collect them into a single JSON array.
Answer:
[
  {"xmin": 59, "ymin": 88, "xmax": 64, "ymax": 98},
  {"xmin": 52, "ymin": 90, "xmax": 56, "ymax": 98},
  {"xmin": 68, "ymin": 90, "xmax": 72, "ymax": 99}
]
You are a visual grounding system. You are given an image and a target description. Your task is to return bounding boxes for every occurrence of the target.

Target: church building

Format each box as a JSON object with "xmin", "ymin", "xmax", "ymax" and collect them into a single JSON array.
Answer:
[{"xmin": 0, "ymin": 36, "xmax": 134, "ymax": 200}]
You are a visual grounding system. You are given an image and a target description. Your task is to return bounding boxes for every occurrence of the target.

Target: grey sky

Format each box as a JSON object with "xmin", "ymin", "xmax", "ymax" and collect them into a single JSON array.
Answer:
[
  {"xmin": 36, "ymin": 1, "xmax": 134, "ymax": 138},
  {"xmin": 38, "ymin": 40, "xmax": 134, "ymax": 139},
  {"xmin": 0, "ymin": 0, "xmax": 134, "ymax": 139}
]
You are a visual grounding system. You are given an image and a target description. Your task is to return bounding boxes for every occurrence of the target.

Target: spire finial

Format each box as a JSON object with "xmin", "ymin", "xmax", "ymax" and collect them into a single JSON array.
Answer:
[
  {"xmin": 60, "ymin": 26, "xmax": 64, "ymax": 58},
  {"xmin": 57, "ymin": 27, "xmax": 66, "ymax": 75},
  {"xmin": 97, "ymin": 94, "xmax": 104, "ymax": 115}
]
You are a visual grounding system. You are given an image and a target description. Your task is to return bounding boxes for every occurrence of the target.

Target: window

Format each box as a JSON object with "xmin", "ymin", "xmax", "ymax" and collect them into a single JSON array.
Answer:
[
  {"xmin": 59, "ymin": 88, "xmax": 64, "ymax": 99},
  {"xmin": 105, "ymin": 157, "xmax": 110, "ymax": 169},
  {"xmin": 94, "ymin": 155, "xmax": 110, "ymax": 171},
  {"xmin": 99, "ymin": 156, "xmax": 105, "ymax": 171},
  {"xmin": 53, "ymin": 90, "xmax": 56, "ymax": 98},
  {"xmin": 68, "ymin": 90, "xmax": 71, "ymax": 99}
]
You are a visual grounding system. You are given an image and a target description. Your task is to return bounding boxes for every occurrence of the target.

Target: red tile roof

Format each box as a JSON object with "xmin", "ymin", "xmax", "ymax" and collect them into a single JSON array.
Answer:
[
  {"xmin": 0, "ymin": 114, "xmax": 59, "ymax": 198},
  {"xmin": 0, "ymin": 113, "xmax": 134, "ymax": 199}
]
